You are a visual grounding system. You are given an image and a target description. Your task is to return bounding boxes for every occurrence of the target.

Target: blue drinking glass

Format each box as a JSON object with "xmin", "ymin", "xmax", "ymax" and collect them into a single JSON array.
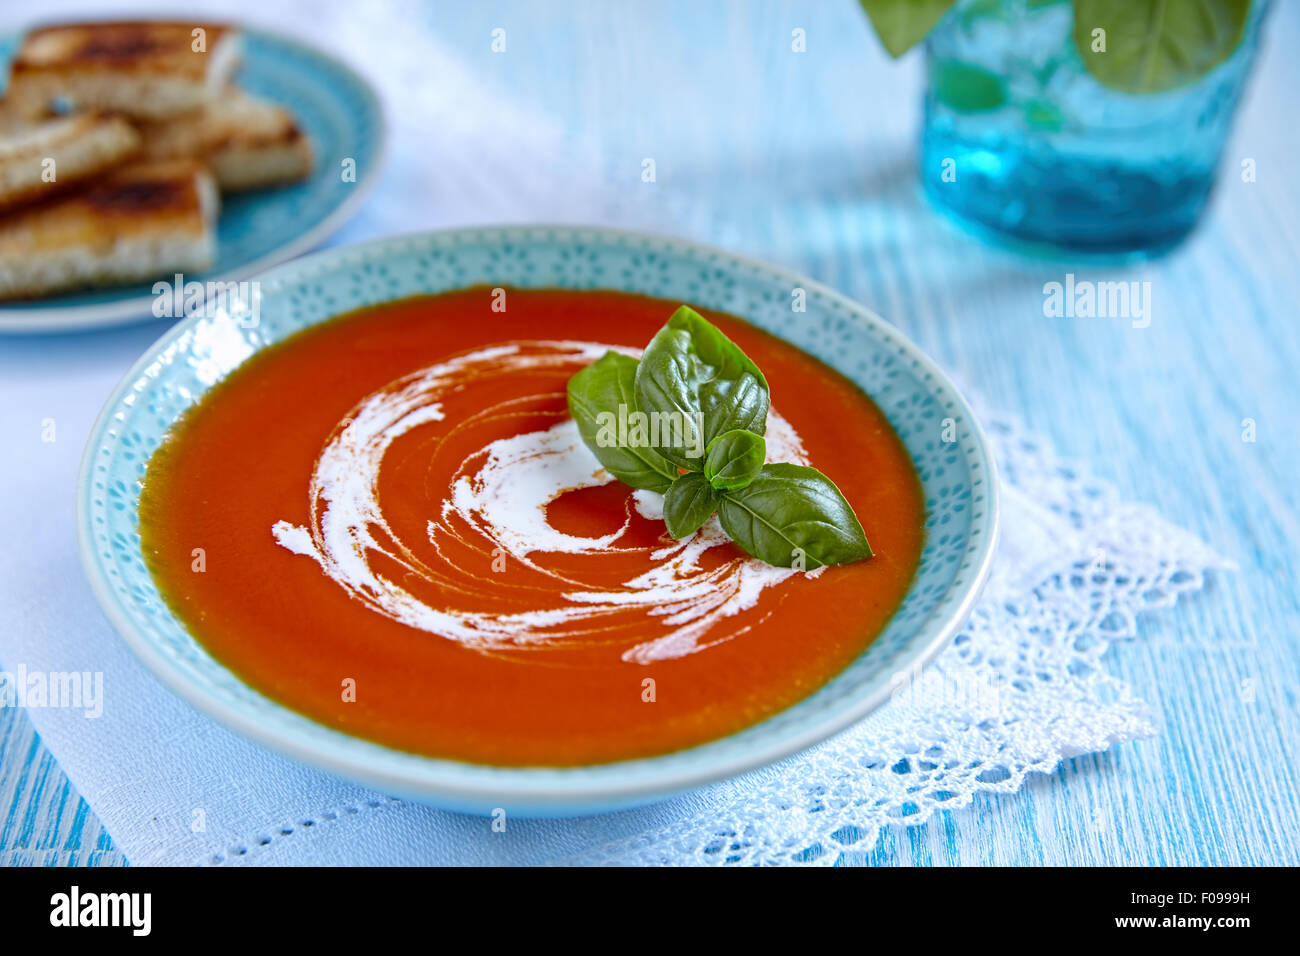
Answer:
[{"xmin": 920, "ymin": 0, "xmax": 1272, "ymax": 256}]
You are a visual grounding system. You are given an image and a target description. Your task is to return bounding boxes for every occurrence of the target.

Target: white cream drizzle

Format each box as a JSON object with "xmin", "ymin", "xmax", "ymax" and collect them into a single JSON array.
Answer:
[{"xmin": 271, "ymin": 341, "xmax": 821, "ymax": 663}]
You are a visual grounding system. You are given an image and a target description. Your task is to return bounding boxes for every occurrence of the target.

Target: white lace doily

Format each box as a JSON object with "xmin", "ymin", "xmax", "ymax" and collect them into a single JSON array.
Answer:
[{"xmin": 551, "ymin": 403, "xmax": 1230, "ymax": 865}]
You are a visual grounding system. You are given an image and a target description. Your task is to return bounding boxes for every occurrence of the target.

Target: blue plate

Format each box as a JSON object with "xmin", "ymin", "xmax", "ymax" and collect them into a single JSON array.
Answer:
[
  {"xmin": 78, "ymin": 226, "xmax": 999, "ymax": 816},
  {"xmin": 0, "ymin": 27, "xmax": 384, "ymax": 333}
]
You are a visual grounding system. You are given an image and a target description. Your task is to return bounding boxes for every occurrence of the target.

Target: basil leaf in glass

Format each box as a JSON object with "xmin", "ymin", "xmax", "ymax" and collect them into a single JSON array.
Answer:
[
  {"xmin": 566, "ymin": 351, "xmax": 677, "ymax": 493},
  {"xmin": 858, "ymin": 0, "xmax": 958, "ymax": 57},
  {"xmin": 704, "ymin": 429, "xmax": 766, "ymax": 492},
  {"xmin": 930, "ymin": 59, "xmax": 1008, "ymax": 113},
  {"xmin": 1073, "ymin": 0, "xmax": 1251, "ymax": 94},
  {"xmin": 634, "ymin": 305, "xmax": 769, "ymax": 471},
  {"xmin": 717, "ymin": 463, "xmax": 872, "ymax": 569},
  {"xmin": 662, "ymin": 472, "xmax": 719, "ymax": 539}
]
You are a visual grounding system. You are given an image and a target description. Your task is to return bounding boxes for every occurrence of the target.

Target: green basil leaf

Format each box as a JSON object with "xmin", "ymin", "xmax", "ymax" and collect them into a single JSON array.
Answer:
[
  {"xmin": 566, "ymin": 351, "xmax": 677, "ymax": 493},
  {"xmin": 1073, "ymin": 0, "xmax": 1251, "ymax": 94},
  {"xmin": 1022, "ymin": 97, "xmax": 1066, "ymax": 132},
  {"xmin": 717, "ymin": 463, "xmax": 872, "ymax": 569},
  {"xmin": 930, "ymin": 59, "xmax": 1008, "ymax": 113},
  {"xmin": 634, "ymin": 305, "xmax": 769, "ymax": 470},
  {"xmin": 662, "ymin": 472, "xmax": 719, "ymax": 539},
  {"xmin": 704, "ymin": 429, "xmax": 766, "ymax": 492},
  {"xmin": 858, "ymin": 0, "xmax": 958, "ymax": 57}
]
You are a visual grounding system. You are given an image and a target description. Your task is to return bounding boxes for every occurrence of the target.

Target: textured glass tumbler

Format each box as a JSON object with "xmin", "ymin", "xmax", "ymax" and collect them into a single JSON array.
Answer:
[{"xmin": 920, "ymin": 0, "xmax": 1270, "ymax": 256}]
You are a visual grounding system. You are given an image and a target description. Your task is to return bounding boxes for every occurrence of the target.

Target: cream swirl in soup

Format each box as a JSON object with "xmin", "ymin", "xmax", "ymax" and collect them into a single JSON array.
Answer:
[{"xmin": 271, "ymin": 341, "xmax": 819, "ymax": 664}]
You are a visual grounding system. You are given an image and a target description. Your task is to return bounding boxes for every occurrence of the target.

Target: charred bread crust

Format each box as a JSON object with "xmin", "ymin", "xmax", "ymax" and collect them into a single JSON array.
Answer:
[
  {"xmin": 136, "ymin": 87, "xmax": 314, "ymax": 190},
  {"xmin": 0, "ymin": 111, "xmax": 141, "ymax": 211},
  {"xmin": 0, "ymin": 158, "xmax": 219, "ymax": 299},
  {"xmin": 6, "ymin": 22, "xmax": 241, "ymax": 120}
]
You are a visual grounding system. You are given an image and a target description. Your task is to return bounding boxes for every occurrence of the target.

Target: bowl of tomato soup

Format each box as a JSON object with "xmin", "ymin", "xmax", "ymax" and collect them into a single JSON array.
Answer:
[{"xmin": 79, "ymin": 226, "xmax": 998, "ymax": 815}]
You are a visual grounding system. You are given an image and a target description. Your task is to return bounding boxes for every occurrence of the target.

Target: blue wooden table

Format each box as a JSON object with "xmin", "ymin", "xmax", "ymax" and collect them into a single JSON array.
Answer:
[{"xmin": 2, "ymin": 0, "xmax": 1297, "ymax": 866}]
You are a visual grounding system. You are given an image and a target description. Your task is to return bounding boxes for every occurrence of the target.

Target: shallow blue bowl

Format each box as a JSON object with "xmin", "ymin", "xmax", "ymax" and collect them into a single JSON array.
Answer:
[{"xmin": 78, "ymin": 226, "xmax": 999, "ymax": 816}]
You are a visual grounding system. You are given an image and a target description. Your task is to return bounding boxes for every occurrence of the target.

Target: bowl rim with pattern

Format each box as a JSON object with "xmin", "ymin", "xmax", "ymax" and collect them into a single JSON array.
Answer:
[
  {"xmin": 0, "ymin": 24, "xmax": 386, "ymax": 334},
  {"xmin": 77, "ymin": 225, "xmax": 1000, "ymax": 816}
]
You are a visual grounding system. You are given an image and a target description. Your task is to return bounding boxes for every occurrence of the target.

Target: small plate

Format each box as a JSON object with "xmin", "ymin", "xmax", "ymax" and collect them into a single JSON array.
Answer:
[
  {"xmin": 78, "ymin": 226, "xmax": 999, "ymax": 816},
  {"xmin": 0, "ymin": 26, "xmax": 385, "ymax": 333}
]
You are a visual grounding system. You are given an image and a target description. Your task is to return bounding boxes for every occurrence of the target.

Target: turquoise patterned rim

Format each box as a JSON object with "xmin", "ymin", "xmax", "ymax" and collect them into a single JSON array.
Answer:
[
  {"xmin": 77, "ymin": 226, "xmax": 999, "ymax": 816},
  {"xmin": 0, "ymin": 27, "xmax": 385, "ymax": 333}
]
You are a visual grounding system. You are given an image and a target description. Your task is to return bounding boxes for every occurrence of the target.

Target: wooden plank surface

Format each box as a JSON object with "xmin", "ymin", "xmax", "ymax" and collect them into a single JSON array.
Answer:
[{"xmin": 1, "ymin": 0, "xmax": 1296, "ymax": 866}]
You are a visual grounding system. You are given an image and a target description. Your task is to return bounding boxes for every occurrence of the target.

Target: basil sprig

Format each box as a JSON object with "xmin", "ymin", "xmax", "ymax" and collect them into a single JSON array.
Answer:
[{"xmin": 566, "ymin": 305, "xmax": 873, "ymax": 569}]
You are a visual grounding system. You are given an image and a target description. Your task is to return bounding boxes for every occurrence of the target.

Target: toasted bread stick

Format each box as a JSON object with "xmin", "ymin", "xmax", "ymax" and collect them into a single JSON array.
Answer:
[
  {"xmin": 0, "ymin": 110, "xmax": 140, "ymax": 211},
  {"xmin": 137, "ymin": 87, "xmax": 313, "ymax": 191},
  {"xmin": 5, "ymin": 22, "xmax": 240, "ymax": 120},
  {"xmin": 0, "ymin": 158, "xmax": 219, "ymax": 299}
]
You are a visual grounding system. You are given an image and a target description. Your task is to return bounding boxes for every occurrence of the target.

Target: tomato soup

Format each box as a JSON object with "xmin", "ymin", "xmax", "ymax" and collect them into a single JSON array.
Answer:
[{"xmin": 139, "ymin": 289, "xmax": 924, "ymax": 765}]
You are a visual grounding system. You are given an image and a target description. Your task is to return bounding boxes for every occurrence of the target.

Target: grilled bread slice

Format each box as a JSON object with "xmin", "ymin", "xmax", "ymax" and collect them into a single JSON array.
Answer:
[
  {"xmin": 137, "ymin": 87, "xmax": 314, "ymax": 191},
  {"xmin": 0, "ymin": 159, "xmax": 219, "ymax": 300},
  {"xmin": 5, "ymin": 22, "xmax": 240, "ymax": 120},
  {"xmin": 0, "ymin": 110, "xmax": 140, "ymax": 211}
]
